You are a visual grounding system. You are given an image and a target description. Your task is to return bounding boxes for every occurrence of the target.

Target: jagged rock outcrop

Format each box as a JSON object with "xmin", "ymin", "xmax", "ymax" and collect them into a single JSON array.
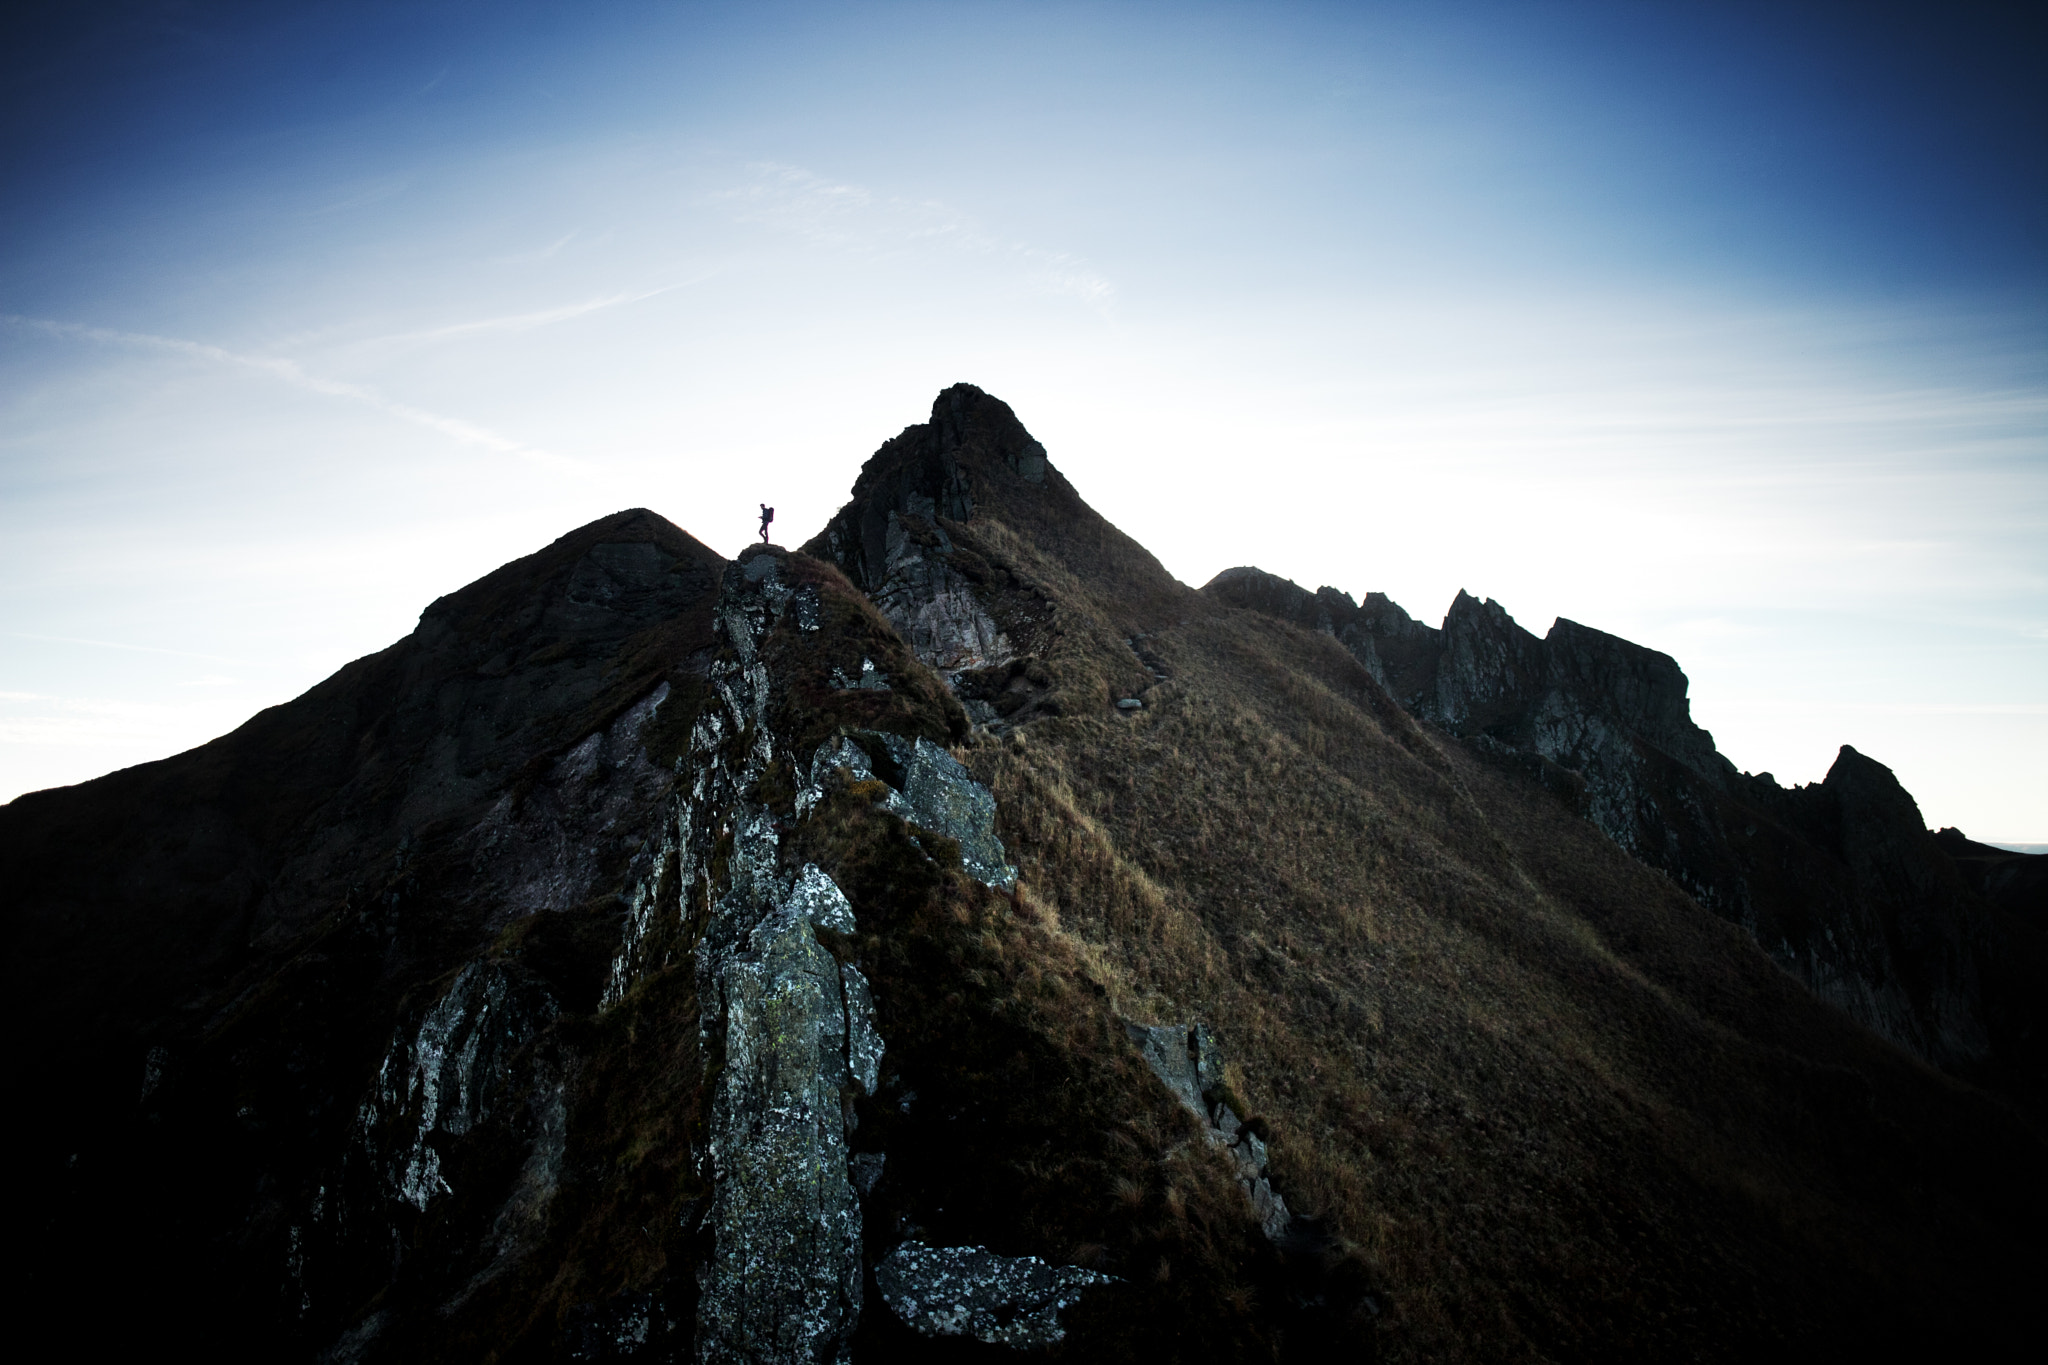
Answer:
[
  {"xmin": 803, "ymin": 383, "xmax": 1189, "ymax": 726},
  {"xmin": 1202, "ymin": 566, "xmax": 2040, "ymax": 1080},
  {"xmin": 681, "ymin": 554, "xmax": 877, "ymax": 1364},
  {"xmin": 1204, "ymin": 567, "xmax": 1437, "ymax": 695},
  {"xmin": 1127, "ymin": 1023, "xmax": 1292, "ymax": 1241},
  {"xmin": 596, "ymin": 546, "xmax": 1036, "ymax": 1363},
  {"xmin": 868, "ymin": 734, "xmax": 1018, "ymax": 888},
  {"xmin": 806, "ymin": 385, "xmax": 1049, "ymax": 673}
]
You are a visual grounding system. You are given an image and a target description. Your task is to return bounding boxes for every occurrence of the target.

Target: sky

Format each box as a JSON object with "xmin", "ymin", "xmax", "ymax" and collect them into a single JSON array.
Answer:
[{"xmin": 2, "ymin": 0, "xmax": 2043, "ymax": 841}]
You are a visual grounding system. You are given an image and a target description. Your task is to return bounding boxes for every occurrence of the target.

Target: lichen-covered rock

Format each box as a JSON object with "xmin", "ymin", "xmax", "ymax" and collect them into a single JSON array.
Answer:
[
  {"xmin": 875, "ymin": 1241, "xmax": 1114, "ymax": 1348},
  {"xmin": 699, "ymin": 849, "xmax": 867, "ymax": 1364},
  {"xmin": 804, "ymin": 732, "xmax": 1017, "ymax": 889},
  {"xmin": 893, "ymin": 736, "xmax": 1017, "ymax": 889},
  {"xmin": 688, "ymin": 551, "xmax": 888, "ymax": 1364},
  {"xmin": 357, "ymin": 961, "xmax": 560, "ymax": 1211},
  {"xmin": 796, "ymin": 735, "xmax": 914, "ymax": 824}
]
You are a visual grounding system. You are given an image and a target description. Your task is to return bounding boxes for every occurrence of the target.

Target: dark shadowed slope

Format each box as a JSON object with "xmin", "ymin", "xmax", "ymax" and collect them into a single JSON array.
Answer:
[
  {"xmin": 4, "ymin": 508, "xmax": 729, "ymax": 1354},
  {"xmin": 3, "ymin": 485, "xmax": 1349, "ymax": 1362},
  {"xmin": 1935, "ymin": 826, "xmax": 2048, "ymax": 932},
  {"xmin": 6, "ymin": 509, "xmax": 724, "ymax": 1060}
]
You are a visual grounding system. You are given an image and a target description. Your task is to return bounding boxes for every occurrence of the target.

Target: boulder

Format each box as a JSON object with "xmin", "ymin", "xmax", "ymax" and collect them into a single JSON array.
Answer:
[
  {"xmin": 859, "ymin": 733, "xmax": 1018, "ymax": 889},
  {"xmin": 876, "ymin": 1241, "xmax": 1114, "ymax": 1348}
]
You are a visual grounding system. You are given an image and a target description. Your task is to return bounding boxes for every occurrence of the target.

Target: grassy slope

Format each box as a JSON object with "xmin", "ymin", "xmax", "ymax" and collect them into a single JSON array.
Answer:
[{"xmin": 932, "ymin": 476, "xmax": 2043, "ymax": 1360}]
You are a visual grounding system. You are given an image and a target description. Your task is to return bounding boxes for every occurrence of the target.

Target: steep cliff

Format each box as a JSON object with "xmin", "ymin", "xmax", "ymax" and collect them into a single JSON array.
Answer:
[
  {"xmin": 1935, "ymin": 826, "xmax": 2048, "ymax": 931},
  {"xmin": 5, "ymin": 387, "xmax": 2043, "ymax": 1363}
]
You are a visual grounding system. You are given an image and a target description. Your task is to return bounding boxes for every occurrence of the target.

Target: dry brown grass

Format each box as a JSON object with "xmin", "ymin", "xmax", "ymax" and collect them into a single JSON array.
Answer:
[
  {"xmin": 931, "ymin": 498, "xmax": 2046, "ymax": 1361},
  {"xmin": 783, "ymin": 777, "xmax": 1303, "ymax": 1362}
]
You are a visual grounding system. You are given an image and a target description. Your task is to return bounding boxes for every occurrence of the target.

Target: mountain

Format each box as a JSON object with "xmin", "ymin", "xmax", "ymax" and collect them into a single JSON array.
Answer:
[{"xmin": 5, "ymin": 385, "xmax": 2043, "ymax": 1362}]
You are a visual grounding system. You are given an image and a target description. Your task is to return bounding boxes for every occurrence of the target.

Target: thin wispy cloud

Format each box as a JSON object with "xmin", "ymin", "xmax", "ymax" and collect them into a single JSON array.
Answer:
[
  {"xmin": 717, "ymin": 163, "xmax": 938, "ymax": 247},
  {"xmin": 488, "ymin": 230, "xmax": 582, "ymax": 266},
  {"xmin": 1019, "ymin": 247, "xmax": 1116, "ymax": 309},
  {"xmin": 3, "ymin": 314, "xmax": 575, "ymax": 468},
  {"xmin": 354, "ymin": 277, "xmax": 712, "ymax": 350}
]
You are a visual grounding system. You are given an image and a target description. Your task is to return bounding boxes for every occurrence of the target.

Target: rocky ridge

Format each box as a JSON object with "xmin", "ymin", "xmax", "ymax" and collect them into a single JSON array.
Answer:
[
  {"xmin": 1202, "ymin": 565, "xmax": 2041, "ymax": 1085},
  {"xmin": 5, "ymin": 501, "xmax": 1316, "ymax": 1360}
]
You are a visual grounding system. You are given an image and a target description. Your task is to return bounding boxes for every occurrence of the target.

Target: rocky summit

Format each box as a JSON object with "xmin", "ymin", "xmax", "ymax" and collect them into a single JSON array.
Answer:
[{"xmin": 5, "ymin": 384, "xmax": 2044, "ymax": 1363}]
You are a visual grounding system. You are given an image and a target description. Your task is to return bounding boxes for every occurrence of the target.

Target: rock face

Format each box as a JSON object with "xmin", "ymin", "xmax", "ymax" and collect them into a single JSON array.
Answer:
[
  {"xmin": 357, "ymin": 960, "xmax": 565, "ymax": 1215},
  {"xmin": 807, "ymin": 385, "xmax": 1048, "ymax": 673},
  {"xmin": 1202, "ymin": 566, "xmax": 2039, "ymax": 1080},
  {"xmin": 870, "ymin": 734, "xmax": 1018, "ymax": 889},
  {"xmin": 681, "ymin": 555, "xmax": 878, "ymax": 1364},
  {"xmin": 1127, "ymin": 1023, "xmax": 1292, "ymax": 1242},
  {"xmin": 1934, "ymin": 828, "xmax": 2048, "ymax": 932},
  {"xmin": 803, "ymin": 383, "xmax": 1184, "ymax": 728}
]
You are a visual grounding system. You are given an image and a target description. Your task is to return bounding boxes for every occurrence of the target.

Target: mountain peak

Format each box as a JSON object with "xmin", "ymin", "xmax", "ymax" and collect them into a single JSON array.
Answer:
[
  {"xmin": 925, "ymin": 381, "xmax": 1051, "ymax": 485},
  {"xmin": 803, "ymin": 386, "xmax": 1192, "ymax": 658}
]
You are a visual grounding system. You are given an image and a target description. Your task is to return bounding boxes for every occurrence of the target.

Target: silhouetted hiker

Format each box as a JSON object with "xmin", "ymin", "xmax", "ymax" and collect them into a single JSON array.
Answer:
[{"xmin": 758, "ymin": 503, "xmax": 774, "ymax": 544}]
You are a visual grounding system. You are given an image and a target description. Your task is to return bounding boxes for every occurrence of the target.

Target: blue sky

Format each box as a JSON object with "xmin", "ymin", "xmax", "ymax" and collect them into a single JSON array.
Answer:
[{"xmin": 2, "ymin": 1, "xmax": 2044, "ymax": 838}]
